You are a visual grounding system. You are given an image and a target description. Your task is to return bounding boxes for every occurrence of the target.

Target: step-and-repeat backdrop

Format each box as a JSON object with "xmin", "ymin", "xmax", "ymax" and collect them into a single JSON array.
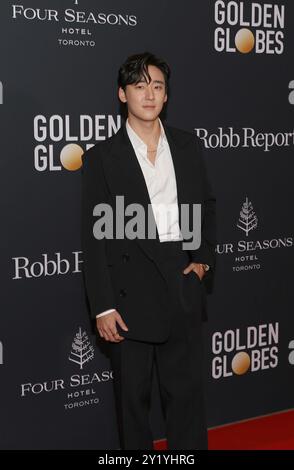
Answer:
[{"xmin": 1, "ymin": 0, "xmax": 293, "ymax": 449}]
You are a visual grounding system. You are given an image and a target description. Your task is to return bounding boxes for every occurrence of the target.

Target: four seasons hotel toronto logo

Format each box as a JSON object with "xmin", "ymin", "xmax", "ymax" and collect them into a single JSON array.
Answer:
[
  {"xmin": 11, "ymin": 0, "xmax": 138, "ymax": 48},
  {"xmin": 215, "ymin": 196, "xmax": 293, "ymax": 273},
  {"xmin": 20, "ymin": 327, "xmax": 113, "ymax": 411}
]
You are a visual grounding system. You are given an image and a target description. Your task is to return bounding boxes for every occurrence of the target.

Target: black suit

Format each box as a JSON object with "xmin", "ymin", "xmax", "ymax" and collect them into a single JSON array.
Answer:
[{"xmin": 81, "ymin": 122, "xmax": 216, "ymax": 449}]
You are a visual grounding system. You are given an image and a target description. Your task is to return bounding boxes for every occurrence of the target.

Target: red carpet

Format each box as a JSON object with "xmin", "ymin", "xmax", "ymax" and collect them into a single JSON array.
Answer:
[{"xmin": 153, "ymin": 409, "xmax": 294, "ymax": 450}]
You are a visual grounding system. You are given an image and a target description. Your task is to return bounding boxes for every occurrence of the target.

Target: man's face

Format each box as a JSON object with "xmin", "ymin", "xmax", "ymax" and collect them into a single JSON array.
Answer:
[{"xmin": 118, "ymin": 65, "xmax": 167, "ymax": 122}]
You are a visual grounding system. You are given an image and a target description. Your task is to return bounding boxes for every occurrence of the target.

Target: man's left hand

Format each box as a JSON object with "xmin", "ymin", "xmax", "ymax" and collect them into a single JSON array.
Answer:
[{"xmin": 182, "ymin": 263, "xmax": 205, "ymax": 281}]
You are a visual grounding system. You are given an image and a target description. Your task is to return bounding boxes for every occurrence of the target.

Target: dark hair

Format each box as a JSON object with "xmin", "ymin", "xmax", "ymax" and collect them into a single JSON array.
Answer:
[{"xmin": 117, "ymin": 52, "xmax": 170, "ymax": 93}]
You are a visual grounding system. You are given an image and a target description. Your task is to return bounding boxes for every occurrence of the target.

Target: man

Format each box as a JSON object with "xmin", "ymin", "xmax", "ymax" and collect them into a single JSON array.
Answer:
[{"xmin": 81, "ymin": 52, "xmax": 216, "ymax": 450}]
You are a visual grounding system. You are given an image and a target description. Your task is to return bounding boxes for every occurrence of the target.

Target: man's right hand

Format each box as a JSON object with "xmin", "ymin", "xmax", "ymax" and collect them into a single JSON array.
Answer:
[{"xmin": 96, "ymin": 310, "xmax": 128, "ymax": 343}]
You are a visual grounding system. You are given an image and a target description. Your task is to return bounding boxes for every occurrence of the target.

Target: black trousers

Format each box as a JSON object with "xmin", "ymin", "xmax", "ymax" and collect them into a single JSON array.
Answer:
[{"xmin": 108, "ymin": 240, "xmax": 208, "ymax": 450}]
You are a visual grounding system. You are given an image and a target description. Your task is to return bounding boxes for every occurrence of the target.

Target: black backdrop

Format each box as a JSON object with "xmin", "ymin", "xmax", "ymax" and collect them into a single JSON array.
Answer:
[{"xmin": 0, "ymin": 0, "xmax": 293, "ymax": 449}]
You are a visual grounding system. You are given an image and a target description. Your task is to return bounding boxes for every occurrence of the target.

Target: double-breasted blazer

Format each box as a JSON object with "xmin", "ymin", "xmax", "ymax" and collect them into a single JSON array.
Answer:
[{"xmin": 81, "ymin": 122, "xmax": 216, "ymax": 342}]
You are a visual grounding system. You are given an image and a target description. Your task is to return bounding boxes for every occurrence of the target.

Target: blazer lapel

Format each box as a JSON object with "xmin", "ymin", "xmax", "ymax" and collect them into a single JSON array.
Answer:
[
  {"xmin": 163, "ymin": 124, "xmax": 200, "ymax": 241},
  {"xmin": 104, "ymin": 124, "xmax": 161, "ymax": 262}
]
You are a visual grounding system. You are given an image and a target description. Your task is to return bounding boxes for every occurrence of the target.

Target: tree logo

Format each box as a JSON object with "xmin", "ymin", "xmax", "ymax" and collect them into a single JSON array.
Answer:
[
  {"xmin": 237, "ymin": 196, "xmax": 258, "ymax": 236},
  {"xmin": 68, "ymin": 327, "xmax": 94, "ymax": 369}
]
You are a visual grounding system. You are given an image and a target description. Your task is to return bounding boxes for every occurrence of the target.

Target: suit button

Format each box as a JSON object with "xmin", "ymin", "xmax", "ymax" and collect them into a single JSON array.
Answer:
[
  {"xmin": 119, "ymin": 289, "xmax": 127, "ymax": 297},
  {"xmin": 122, "ymin": 253, "xmax": 130, "ymax": 262}
]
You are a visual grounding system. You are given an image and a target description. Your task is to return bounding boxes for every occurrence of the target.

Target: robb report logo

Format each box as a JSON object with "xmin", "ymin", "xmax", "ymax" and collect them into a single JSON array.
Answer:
[
  {"xmin": 12, "ymin": 2, "xmax": 137, "ymax": 48},
  {"xmin": 194, "ymin": 127, "xmax": 294, "ymax": 152},
  {"xmin": 12, "ymin": 251, "xmax": 83, "ymax": 279},
  {"xmin": 33, "ymin": 114, "xmax": 121, "ymax": 171},
  {"xmin": 214, "ymin": 1, "xmax": 285, "ymax": 54},
  {"xmin": 211, "ymin": 322, "xmax": 279, "ymax": 379}
]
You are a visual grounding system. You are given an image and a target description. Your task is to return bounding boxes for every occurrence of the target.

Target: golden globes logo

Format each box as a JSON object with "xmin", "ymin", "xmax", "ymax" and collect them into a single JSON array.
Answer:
[
  {"xmin": 33, "ymin": 114, "xmax": 121, "ymax": 172},
  {"xmin": 214, "ymin": 1, "xmax": 285, "ymax": 54},
  {"xmin": 211, "ymin": 323, "xmax": 279, "ymax": 379}
]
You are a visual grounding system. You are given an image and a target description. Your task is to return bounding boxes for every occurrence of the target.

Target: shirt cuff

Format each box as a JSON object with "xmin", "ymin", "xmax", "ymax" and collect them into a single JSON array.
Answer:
[{"xmin": 96, "ymin": 309, "xmax": 116, "ymax": 318}]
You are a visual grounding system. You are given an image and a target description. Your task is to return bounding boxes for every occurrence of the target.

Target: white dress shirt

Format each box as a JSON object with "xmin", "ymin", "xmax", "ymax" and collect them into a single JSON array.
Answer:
[{"xmin": 96, "ymin": 118, "xmax": 182, "ymax": 318}]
